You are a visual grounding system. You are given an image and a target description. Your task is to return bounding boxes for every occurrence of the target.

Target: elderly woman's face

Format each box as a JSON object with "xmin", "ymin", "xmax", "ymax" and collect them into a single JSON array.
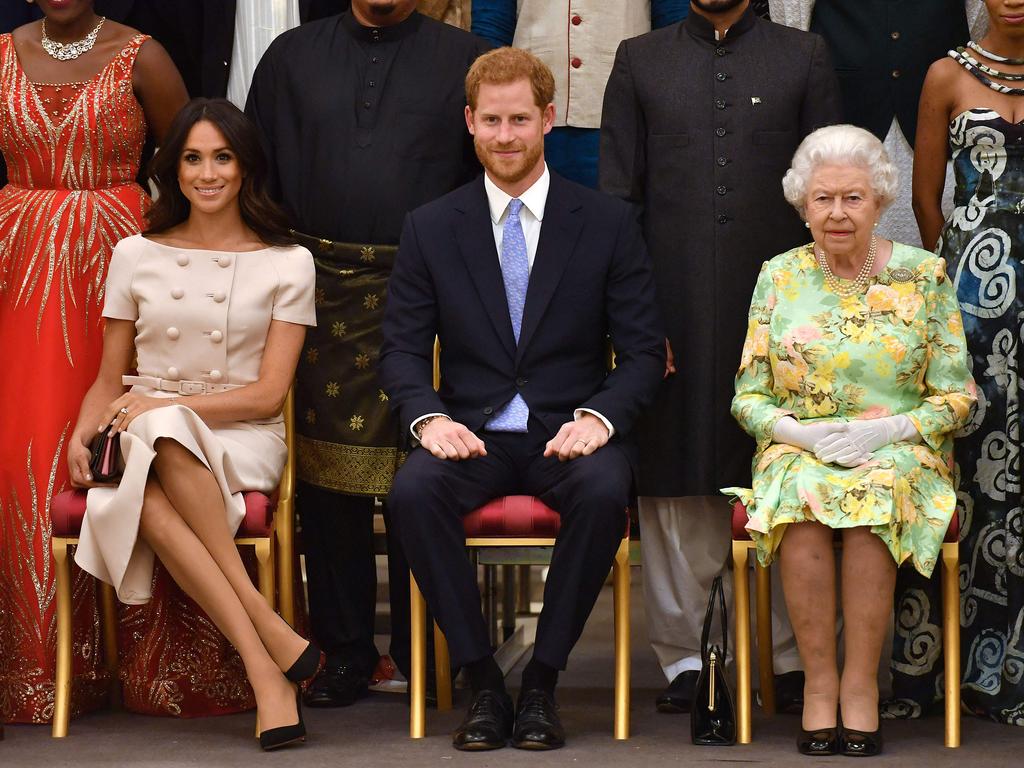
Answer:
[{"xmin": 804, "ymin": 164, "xmax": 881, "ymax": 259}]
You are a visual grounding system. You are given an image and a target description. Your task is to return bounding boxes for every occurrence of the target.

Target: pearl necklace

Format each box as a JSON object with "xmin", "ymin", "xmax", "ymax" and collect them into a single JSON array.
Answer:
[
  {"xmin": 41, "ymin": 17, "xmax": 105, "ymax": 62},
  {"xmin": 816, "ymin": 235, "xmax": 877, "ymax": 298}
]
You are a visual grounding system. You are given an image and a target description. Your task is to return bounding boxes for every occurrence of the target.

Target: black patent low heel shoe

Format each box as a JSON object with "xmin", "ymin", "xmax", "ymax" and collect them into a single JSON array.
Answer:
[
  {"xmin": 798, "ymin": 726, "xmax": 840, "ymax": 756},
  {"xmin": 284, "ymin": 641, "xmax": 322, "ymax": 683},
  {"xmin": 840, "ymin": 726, "xmax": 883, "ymax": 757},
  {"xmin": 259, "ymin": 688, "xmax": 306, "ymax": 751}
]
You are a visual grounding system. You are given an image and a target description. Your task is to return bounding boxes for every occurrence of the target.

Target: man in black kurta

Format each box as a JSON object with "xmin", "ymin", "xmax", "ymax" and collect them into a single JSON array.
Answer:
[
  {"xmin": 245, "ymin": 2, "xmax": 486, "ymax": 707},
  {"xmin": 600, "ymin": 0, "xmax": 841, "ymax": 713}
]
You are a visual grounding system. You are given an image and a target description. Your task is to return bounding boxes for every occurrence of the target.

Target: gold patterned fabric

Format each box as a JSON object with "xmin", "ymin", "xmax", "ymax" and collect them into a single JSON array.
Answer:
[
  {"xmin": 292, "ymin": 233, "xmax": 405, "ymax": 495},
  {"xmin": 0, "ymin": 34, "xmax": 150, "ymax": 723}
]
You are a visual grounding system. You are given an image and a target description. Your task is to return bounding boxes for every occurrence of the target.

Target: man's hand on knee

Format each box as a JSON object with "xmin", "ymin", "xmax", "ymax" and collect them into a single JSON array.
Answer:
[
  {"xmin": 420, "ymin": 418, "xmax": 487, "ymax": 461},
  {"xmin": 543, "ymin": 413, "xmax": 610, "ymax": 462}
]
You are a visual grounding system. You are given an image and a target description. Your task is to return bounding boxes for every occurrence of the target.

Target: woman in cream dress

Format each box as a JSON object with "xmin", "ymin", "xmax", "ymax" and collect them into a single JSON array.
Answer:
[{"xmin": 68, "ymin": 98, "xmax": 319, "ymax": 750}]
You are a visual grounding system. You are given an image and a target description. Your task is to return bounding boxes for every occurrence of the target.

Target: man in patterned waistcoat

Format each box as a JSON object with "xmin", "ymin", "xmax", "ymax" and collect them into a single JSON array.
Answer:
[{"xmin": 246, "ymin": 0, "xmax": 486, "ymax": 707}]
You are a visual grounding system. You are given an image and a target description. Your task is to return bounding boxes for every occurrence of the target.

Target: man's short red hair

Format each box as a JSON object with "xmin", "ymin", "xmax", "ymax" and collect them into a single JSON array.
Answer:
[{"xmin": 465, "ymin": 46, "xmax": 555, "ymax": 111}]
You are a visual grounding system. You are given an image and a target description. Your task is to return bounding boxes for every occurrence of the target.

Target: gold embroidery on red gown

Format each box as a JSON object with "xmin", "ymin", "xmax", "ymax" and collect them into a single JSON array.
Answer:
[{"xmin": 0, "ymin": 33, "xmax": 252, "ymax": 723}]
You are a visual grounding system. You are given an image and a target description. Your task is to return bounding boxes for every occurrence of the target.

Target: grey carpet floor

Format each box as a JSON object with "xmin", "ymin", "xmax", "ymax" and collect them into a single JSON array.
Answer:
[{"xmin": 2, "ymin": 580, "xmax": 1020, "ymax": 767}]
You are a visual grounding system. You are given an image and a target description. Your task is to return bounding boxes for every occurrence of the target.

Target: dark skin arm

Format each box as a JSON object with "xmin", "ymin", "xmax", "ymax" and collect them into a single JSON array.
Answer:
[
  {"xmin": 131, "ymin": 37, "xmax": 188, "ymax": 144},
  {"xmin": 912, "ymin": 59, "xmax": 958, "ymax": 252},
  {"xmin": 11, "ymin": 20, "xmax": 186, "ymax": 145}
]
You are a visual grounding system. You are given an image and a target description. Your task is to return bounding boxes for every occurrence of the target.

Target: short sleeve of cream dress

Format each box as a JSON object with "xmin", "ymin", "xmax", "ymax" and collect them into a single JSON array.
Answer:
[{"xmin": 75, "ymin": 235, "xmax": 316, "ymax": 604}]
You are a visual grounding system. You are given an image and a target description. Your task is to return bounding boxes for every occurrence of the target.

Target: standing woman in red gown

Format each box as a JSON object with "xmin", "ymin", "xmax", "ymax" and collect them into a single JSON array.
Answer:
[{"xmin": 0, "ymin": 0, "xmax": 186, "ymax": 723}]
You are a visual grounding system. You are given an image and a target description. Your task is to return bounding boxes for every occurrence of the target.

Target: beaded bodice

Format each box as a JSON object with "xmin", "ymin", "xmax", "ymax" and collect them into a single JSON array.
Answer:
[
  {"xmin": 949, "ymin": 108, "xmax": 1024, "ymax": 213},
  {"xmin": 0, "ymin": 33, "xmax": 148, "ymax": 191}
]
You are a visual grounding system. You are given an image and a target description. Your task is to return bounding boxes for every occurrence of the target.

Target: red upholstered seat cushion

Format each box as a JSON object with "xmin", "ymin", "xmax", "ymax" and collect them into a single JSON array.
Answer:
[
  {"xmin": 462, "ymin": 495, "xmax": 562, "ymax": 538},
  {"xmin": 51, "ymin": 489, "xmax": 276, "ymax": 538},
  {"xmin": 731, "ymin": 500, "xmax": 959, "ymax": 543}
]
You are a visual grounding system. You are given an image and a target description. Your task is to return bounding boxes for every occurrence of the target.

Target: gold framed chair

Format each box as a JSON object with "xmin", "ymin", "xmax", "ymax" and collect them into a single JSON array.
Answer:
[
  {"xmin": 408, "ymin": 496, "xmax": 632, "ymax": 740},
  {"xmin": 49, "ymin": 390, "xmax": 298, "ymax": 737},
  {"xmin": 730, "ymin": 501, "xmax": 961, "ymax": 747}
]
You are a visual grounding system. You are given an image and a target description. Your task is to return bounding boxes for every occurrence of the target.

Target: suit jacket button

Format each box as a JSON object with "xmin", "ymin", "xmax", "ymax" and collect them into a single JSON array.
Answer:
[
  {"xmin": 483, "ymin": 406, "xmax": 494, "ymax": 415},
  {"xmin": 515, "ymin": 377, "xmax": 527, "ymax": 387}
]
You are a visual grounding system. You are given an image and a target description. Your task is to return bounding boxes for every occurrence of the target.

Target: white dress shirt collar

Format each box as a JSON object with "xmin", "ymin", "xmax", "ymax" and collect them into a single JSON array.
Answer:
[{"xmin": 484, "ymin": 163, "xmax": 550, "ymax": 225}]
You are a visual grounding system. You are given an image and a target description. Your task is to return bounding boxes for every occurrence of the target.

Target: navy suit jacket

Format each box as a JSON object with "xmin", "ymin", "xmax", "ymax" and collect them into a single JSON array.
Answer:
[{"xmin": 379, "ymin": 171, "xmax": 665, "ymax": 449}]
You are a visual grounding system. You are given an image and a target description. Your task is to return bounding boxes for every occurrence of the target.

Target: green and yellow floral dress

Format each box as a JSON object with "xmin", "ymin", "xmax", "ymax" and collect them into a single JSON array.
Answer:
[{"xmin": 723, "ymin": 243, "xmax": 976, "ymax": 577}]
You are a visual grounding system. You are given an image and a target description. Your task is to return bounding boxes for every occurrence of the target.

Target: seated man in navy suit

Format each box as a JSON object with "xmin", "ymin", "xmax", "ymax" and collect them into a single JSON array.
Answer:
[{"xmin": 379, "ymin": 47, "xmax": 664, "ymax": 751}]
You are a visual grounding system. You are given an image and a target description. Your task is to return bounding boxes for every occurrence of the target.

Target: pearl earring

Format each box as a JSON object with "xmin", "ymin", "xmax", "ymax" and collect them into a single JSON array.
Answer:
[{"xmin": 804, "ymin": 222, "xmax": 810, "ymax": 229}]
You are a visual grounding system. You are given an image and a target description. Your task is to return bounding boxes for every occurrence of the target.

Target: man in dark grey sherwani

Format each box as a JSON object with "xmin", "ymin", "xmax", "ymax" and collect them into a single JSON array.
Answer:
[{"xmin": 600, "ymin": 0, "xmax": 841, "ymax": 713}]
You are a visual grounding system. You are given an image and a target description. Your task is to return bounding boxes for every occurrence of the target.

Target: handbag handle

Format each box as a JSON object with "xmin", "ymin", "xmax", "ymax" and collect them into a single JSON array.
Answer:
[{"xmin": 700, "ymin": 575, "xmax": 728, "ymax": 663}]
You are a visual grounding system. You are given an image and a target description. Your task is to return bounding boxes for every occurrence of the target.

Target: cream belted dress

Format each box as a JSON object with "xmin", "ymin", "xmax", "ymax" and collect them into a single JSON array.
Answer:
[{"xmin": 75, "ymin": 234, "xmax": 316, "ymax": 604}]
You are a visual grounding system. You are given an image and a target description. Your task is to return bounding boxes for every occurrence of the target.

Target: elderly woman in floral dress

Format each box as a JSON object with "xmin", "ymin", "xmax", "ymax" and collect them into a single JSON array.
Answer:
[{"xmin": 724, "ymin": 124, "xmax": 976, "ymax": 757}]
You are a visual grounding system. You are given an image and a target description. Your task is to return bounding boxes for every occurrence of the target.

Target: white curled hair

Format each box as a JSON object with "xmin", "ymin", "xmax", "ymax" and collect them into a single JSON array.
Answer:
[{"xmin": 782, "ymin": 124, "xmax": 898, "ymax": 216}]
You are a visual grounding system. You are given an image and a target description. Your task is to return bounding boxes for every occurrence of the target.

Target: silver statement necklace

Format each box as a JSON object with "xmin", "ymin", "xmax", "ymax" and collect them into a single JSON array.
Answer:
[
  {"xmin": 41, "ymin": 16, "xmax": 105, "ymax": 61},
  {"xmin": 817, "ymin": 235, "xmax": 877, "ymax": 298}
]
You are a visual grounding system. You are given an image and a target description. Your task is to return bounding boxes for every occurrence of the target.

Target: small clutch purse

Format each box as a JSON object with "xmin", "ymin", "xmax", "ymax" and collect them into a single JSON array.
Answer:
[
  {"xmin": 691, "ymin": 575, "xmax": 737, "ymax": 746},
  {"xmin": 89, "ymin": 430, "xmax": 123, "ymax": 483}
]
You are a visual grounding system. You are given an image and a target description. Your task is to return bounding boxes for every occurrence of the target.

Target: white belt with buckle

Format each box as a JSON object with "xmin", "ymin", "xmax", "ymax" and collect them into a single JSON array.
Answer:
[{"xmin": 122, "ymin": 375, "xmax": 243, "ymax": 395}]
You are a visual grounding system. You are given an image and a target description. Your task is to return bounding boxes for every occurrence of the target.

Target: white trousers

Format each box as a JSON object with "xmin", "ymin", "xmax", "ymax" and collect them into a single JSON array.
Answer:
[{"xmin": 639, "ymin": 495, "xmax": 802, "ymax": 682}]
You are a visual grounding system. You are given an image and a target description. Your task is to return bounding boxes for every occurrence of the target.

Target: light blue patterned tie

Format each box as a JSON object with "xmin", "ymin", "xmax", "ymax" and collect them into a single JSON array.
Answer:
[{"xmin": 486, "ymin": 198, "xmax": 530, "ymax": 432}]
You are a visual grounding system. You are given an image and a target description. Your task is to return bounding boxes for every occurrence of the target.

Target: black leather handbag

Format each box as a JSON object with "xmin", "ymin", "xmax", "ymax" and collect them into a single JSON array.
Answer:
[
  {"xmin": 88, "ymin": 429, "xmax": 123, "ymax": 483},
  {"xmin": 691, "ymin": 575, "xmax": 736, "ymax": 746}
]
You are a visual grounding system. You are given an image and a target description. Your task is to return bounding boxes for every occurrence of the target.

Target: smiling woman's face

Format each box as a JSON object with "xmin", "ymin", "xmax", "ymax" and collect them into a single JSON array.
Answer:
[
  {"xmin": 804, "ymin": 164, "xmax": 881, "ymax": 260},
  {"xmin": 177, "ymin": 120, "xmax": 243, "ymax": 216}
]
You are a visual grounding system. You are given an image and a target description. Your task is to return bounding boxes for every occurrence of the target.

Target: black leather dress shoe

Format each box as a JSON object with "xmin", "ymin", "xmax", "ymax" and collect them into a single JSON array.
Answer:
[
  {"xmin": 511, "ymin": 689, "xmax": 565, "ymax": 750},
  {"xmin": 775, "ymin": 671, "xmax": 805, "ymax": 714},
  {"xmin": 656, "ymin": 670, "xmax": 699, "ymax": 713},
  {"xmin": 302, "ymin": 664, "xmax": 370, "ymax": 708},
  {"xmin": 840, "ymin": 725, "xmax": 883, "ymax": 757},
  {"xmin": 797, "ymin": 726, "xmax": 840, "ymax": 756},
  {"xmin": 452, "ymin": 690, "xmax": 514, "ymax": 751}
]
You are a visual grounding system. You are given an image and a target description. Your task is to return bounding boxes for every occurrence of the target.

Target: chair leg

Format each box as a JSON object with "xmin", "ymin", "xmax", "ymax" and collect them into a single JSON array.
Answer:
[
  {"xmin": 754, "ymin": 561, "xmax": 776, "ymax": 715},
  {"xmin": 276, "ymin": 513, "xmax": 295, "ymax": 627},
  {"xmin": 410, "ymin": 571, "xmax": 427, "ymax": 738},
  {"xmin": 732, "ymin": 541, "xmax": 753, "ymax": 744},
  {"xmin": 433, "ymin": 622, "xmax": 452, "ymax": 711},
  {"xmin": 98, "ymin": 582, "xmax": 120, "ymax": 709},
  {"xmin": 254, "ymin": 539, "xmax": 276, "ymax": 611},
  {"xmin": 941, "ymin": 541, "xmax": 961, "ymax": 748},
  {"xmin": 51, "ymin": 538, "xmax": 73, "ymax": 738},
  {"xmin": 613, "ymin": 537, "xmax": 631, "ymax": 740}
]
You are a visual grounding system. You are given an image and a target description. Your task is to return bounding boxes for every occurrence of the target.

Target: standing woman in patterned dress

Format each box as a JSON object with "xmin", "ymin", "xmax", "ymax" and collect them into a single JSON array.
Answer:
[
  {"xmin": 914, "ymin": 0, "xmax": 1024, "ymax": 725},
  {"xmin": 0, "ymin": 0, "xmax": 186, "ymax": 724}
]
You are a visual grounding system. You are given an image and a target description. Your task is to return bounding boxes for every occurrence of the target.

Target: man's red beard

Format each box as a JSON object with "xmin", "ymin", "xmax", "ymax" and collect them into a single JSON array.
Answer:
[{"xmin": 475, "ymin": 137, "xmax": 544, "ymax": 186}]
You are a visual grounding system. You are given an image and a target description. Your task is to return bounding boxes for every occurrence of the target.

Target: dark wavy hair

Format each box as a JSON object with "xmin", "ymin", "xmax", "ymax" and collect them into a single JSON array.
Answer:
[{"xmin": 145, "ymin": 98, "xmax": 294, "ymax": 246}]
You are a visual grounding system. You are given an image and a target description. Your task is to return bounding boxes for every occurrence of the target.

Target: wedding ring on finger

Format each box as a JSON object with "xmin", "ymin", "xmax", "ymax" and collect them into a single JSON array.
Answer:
[{"xmin": 119, "ymin": 407, "xmax": 129, "ymax": 415}]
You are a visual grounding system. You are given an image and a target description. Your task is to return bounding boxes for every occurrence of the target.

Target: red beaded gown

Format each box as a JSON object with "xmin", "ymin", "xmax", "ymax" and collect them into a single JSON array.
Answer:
[{"xmin": 0, "ymin": 33, "xmax": 253, "ymax": 723}]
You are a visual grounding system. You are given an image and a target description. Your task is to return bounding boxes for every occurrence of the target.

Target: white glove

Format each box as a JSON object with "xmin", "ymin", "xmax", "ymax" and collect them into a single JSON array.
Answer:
[
  {"xmin": 772, "ymin": 416, "xmax": 847, "ymax": 452},
  {"xmin": 813, "ymin": 415, "xmax": 920, "ymax": 467}
]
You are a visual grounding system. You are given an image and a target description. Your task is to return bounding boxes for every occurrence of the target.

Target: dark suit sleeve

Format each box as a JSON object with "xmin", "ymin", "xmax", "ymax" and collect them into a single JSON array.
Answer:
[
  {"xmin": 799, "ymin": 34, "xmax": 843, "ymax": 136},
  {"xmin": 599, "ymin": 40, "xmax": 646, "ymax": 208},
  {"xmin": 651, "ymin": 0, "xmax": 688, "ymax": 28},
  {"xmin": 577, "ymin": 204, "xmax": 665, "ymax": 437},
  {"xmin": 378, "ymin": 213, "xmax": 449, "ymax": 434},
  {"xmin": 471, "ymin": 0, "xmax": 516, "ymax": 47},
  {"xmin": 244, "ymin": 48, "xmax": 282, "ymax": 202}
]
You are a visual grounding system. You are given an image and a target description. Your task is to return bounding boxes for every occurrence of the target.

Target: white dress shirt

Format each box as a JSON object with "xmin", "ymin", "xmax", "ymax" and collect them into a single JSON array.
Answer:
[{"xmin": 411, "ymin": 164, "xmax": 614, "ymax": 440}]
